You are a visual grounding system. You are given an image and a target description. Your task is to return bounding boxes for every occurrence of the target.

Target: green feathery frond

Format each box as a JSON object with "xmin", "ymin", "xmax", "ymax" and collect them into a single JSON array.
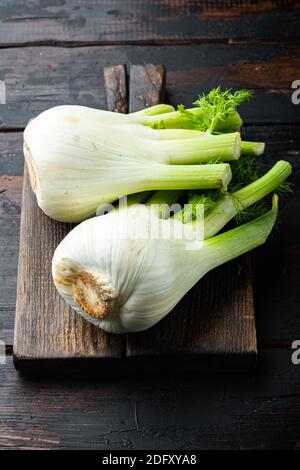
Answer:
[{"xmin": 178, "ymin": 87, "xmax": 253, "ymax": 133}]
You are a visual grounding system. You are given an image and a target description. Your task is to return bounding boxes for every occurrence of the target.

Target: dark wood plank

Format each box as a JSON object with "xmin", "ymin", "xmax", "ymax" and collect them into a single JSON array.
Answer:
[
  {"xmin": 129, "ymin": 64, "xmax": 165, "ymax": 111},
  {"xmin": 2, "ymin": 125, "xmax": 300, "ymax": 348},
  {"xmin": 242, "ymin": 125, "xmax": 300, "ymax": 346},
  {"xmin": 0, "ymin": 133, "xmax": 23, "ymax": 345},
  {"xmin": 13, "ymin": 167, "xmax": 124, "ymax": 367},
  {"xmin": 1, "ymin": 350, "xmax": 299, "ymax": 449},
  {"xmin": 104, "ymin": 65, "xmax": 128, "ymax": 113},
  {"xmin": 0, "ymin": 1, "xmax": 299, "ymax": 46},
  {"xmin": 0, "ymin": 176, "xmax": 22, "ymax": 346},
  {"xmin": 127, "ymin": 64, "xmax": 255, "ymax": 362},
  {"xmin": 13, "ymin": 65, "xmax": 130, "ymax": 368},
  {"xmin": 0, "ymin": 44, "xmax": 299, "ymax": 129}
]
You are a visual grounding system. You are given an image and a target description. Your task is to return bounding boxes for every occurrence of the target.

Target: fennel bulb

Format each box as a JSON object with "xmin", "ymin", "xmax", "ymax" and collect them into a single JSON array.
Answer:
[
  {"xmin": 24, "ymin": 105, "xmax": 240, "ymax": 222},
  {"xmin": 52, "ymin": 196, "xmax": 278, "ymax": 333}
]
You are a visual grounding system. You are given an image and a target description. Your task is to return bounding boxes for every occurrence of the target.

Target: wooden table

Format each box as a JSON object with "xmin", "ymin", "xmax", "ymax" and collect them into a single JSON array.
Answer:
[{"xmin": 0, "ymin": 1, "xmax": 299, "ymax": 450}]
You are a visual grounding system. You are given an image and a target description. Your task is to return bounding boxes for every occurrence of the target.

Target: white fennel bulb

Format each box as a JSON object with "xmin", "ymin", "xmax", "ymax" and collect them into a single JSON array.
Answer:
[
  {"xmin": 52, "ymin": 196, "xmax": 278, "ymax": 334},
  {"xmin": 23, "ymin": 105, "xmax": 241, "ymax": 222}
]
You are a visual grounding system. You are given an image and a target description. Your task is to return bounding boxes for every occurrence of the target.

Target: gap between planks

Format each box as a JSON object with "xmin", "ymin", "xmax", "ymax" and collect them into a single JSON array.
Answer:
[{"xmin": 1, "ymin": 38, "xmax": 300, "ymax": 50}]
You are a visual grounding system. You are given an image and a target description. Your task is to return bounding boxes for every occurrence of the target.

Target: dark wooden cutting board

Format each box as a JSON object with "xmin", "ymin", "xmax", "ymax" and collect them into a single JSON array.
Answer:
[{"xmin": 13, "ymin": 64, "xmax": 257, "ymax": 374}]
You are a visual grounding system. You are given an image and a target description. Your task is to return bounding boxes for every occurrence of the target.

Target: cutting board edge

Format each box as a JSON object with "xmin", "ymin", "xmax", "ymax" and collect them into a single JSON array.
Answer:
[{"xmin": 13, "ymin": 350, "xmax": 258, "ymax": 375}]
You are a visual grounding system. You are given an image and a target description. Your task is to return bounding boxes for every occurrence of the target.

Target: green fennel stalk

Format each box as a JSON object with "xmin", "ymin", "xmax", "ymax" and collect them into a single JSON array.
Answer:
[
  {"xmin": 204, "ymin": 194, "xmax": 278, "ymax": 268},
  {"xmin": 200, "ymin": 160, "xmax": 292, "ymax": 238},
  {"xmin": 144, "ymin": 86, "xmax": 262, "ymax": 216}
]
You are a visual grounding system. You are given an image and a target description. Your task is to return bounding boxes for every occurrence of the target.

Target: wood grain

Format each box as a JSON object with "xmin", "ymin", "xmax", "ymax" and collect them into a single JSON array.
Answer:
[
  {"xmin": 0, "ymin": 44, "xmax": 299, "ymax": 129},
  {"xmin": 104, "ymin": 65, "xmax": 128, "ymax": 113},
  {"xmin": 13, "ymin": 168, "xmax": 124, "ymax": 365},
  {"xmin": 129, "ymin": 64, "xmax": 165, "ymax": 111},
  {"xmin": 0, "ymin": 132, "xmax": 23, "ymax": 345},
  {"xmin": 1, "ymin": 351, "xmax": 300, "ymax": 449},
  {"xmin": 0, "ymin": 1, "xmax": 299, "ymax": 46}
]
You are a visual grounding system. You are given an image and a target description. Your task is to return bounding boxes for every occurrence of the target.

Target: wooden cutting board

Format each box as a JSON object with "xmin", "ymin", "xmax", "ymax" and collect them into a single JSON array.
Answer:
[{"xmin": 13, "ymin": 64, "xmax": 257, "ymax": 374}]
